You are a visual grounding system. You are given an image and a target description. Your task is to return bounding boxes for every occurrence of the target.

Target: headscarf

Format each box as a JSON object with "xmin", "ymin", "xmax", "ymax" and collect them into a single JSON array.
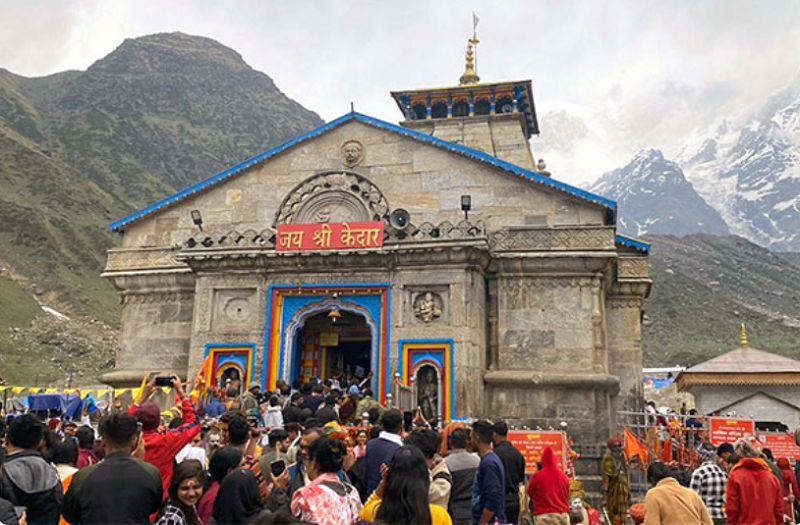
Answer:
[
  {"xmin": 733, "ymin": 436, "xmax": 760, "ymax": 458},
  {"xmin": 440, "ymin": 421, "xmax": 465, "ymax": 457},
  {"xmin": 699, "ymin": 442, "xmax": 717, "ymax": 463},
  {"xmin": 212, "ymin": 468, "xmax": 264, "ymax": 524},
  {"xmin": 777, "ymin": 457, "xmax": 792, "ymax": 470},
  {"xmin": 607, "ymin": 437, "xmax": 623, "ymax": 448}
]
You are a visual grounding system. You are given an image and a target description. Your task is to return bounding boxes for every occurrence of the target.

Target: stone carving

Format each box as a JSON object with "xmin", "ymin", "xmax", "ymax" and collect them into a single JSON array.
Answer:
[
  {"xmin": 106, "ymin": 248, "xmax": 183, "ymax": 272},
  {"xmin": 413, "ymin": 292, "xmax": 443, "ymax": 323},
  {"xmin": 274, "ymin": 172, "xmax": 389, "ymax": 227},
  {"xmin": 340, "ymin": 140, "xmax": 365, "ymax": 167},
  {"xmin": 489, "ymin": 227, "xmax": 615, "ymax": 252},
  {"xmin": 223, "ymin": 297, "xmax": 251, "ymax": 323},
  {"xmin": 498, "ymin": 276, "xmax": 594, "ymax": 292},
  {"xmin": 384, "ymin": 219, "xmax": 486, "ymax": 242},
  {"xmin": 294, "ymin": 191, "xmax": 369, "ymax": 224},
  {"xmin": 122, "ymin": 291, "xmax": 194, "ymax": 305},
  {"xmin": 607, "ymin": 297, "xmax": 643, "ymax": 309},
  {"xmin": 183, "ymin": 228, "xmax": 276, "ymax": 250},
  {"xmin": 617, "ymin": 257, "xmax": 649, "ymax": 279},
  {"xmin": 213, "ymin": 289, "xmax": 257, "ymax": 330}
]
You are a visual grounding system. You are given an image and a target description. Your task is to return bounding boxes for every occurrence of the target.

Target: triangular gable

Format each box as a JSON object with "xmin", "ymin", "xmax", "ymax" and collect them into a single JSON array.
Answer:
[
  {"xmin": 110, "ymin": 111, "xmax": 617, "ymax": 232},
  {"xmin": 710, "ymin": 390, "xmax": 800, "ymax": 415}
]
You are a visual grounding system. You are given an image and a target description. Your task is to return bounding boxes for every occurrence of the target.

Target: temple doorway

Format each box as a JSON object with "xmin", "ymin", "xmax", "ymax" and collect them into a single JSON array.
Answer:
[{"xmin": 293, "ymin": 310, "xmax": 372, "ymax": 386}]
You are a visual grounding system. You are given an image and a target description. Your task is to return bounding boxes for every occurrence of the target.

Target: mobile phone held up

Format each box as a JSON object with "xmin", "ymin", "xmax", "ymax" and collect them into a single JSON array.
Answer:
[
  {"xmin": 270, "ymin": 459, "xmax": 286, "ymax": 477},
  {"xmin": 154, "ymin": 376, "xmax": 172, "ymax": 387}
]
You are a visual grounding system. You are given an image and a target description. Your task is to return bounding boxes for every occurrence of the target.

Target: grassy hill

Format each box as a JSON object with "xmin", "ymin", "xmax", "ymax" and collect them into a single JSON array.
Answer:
[
  {"xmin": 0, "ymin": 32, "xmax": 322, "ymax": 385},
  {"xmin": 643, "ymin": 234, "xmax": 800, "ymax": 367}
]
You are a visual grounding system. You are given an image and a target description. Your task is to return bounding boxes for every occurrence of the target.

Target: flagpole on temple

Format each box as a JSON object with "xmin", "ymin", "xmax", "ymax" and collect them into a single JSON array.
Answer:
[{"xmin": 471, "ymin": 12, "xmax": 480, "ymax": 76}]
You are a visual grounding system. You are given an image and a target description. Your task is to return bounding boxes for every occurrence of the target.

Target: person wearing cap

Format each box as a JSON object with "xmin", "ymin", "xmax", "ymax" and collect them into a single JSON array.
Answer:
[
  {"xmin": 689, "ymin": 443, "xmax": 728, "ymax": 524},
  {"xmin": 240, "ymin": 382, "xmax": 262, "ymax": 419},
  {"xmin": 127, "ymin": 374, "xmax": 200, "ymax": 498},
  {"xmin": 355, "ymin": 388, "xmax": 383, "ymax": 420},
  {"xmin": 601, "ymin": 437, "xmax": 629, "ymax": 525}
]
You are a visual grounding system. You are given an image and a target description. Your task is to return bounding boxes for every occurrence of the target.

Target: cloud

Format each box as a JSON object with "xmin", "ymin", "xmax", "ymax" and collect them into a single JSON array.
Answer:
[{"xmin": 1, "ymin": 0, "xmax": 799, "ymax": 185}]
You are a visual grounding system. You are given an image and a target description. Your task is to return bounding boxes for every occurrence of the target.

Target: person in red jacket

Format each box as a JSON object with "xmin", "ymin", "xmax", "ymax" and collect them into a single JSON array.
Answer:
[
  {"xmin": 726, "ymin": 437, "xmax": 783, "ymax": 525},
  {"xmin": 777, "ymin": 457, "xmax": 799, "ymax": 521},
  {"xmin": 128, "ymin": 375, "xmax": 200, "ymax": 497},
  {"xmin": 526, "ymin": 447, "xmax": 570, "ymax": 523}
]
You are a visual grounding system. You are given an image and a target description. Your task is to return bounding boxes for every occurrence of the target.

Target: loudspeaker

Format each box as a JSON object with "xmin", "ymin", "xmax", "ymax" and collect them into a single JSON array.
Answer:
[{"xmin": 389, "ymin": 209, "xmax": 411, "ymax": 230}]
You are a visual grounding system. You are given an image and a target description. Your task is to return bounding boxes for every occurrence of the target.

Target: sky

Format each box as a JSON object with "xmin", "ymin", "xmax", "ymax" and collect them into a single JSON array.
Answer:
[{"xmin": 2, "ymin": 0, "xmax": 800, "ymax": 185}]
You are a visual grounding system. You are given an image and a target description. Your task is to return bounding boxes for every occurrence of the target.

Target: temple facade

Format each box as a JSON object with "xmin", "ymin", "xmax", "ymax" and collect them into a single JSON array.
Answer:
[{"xmin": 101, "ymin": 41, "xmax": 650, "ymax": 456}]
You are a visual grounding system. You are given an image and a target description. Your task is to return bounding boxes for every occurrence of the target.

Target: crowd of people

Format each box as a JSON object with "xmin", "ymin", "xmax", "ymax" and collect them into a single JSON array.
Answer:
[
  {"xmin": 602, "ymin": 425, "xmax": 800, "ymax": 524},
  {"xmin": 0, "ymin": 373, "xmax": 576, "ymax": 525},
  {"xmin": 2, "ymin": 373, "xmax": 799, "ymax": 525}
]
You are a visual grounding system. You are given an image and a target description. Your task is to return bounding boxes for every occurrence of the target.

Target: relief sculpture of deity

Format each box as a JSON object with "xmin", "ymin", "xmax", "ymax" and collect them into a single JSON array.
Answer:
[{"xmin": 413, "ymin": 292, "xmax": 442, "ymax": 323}]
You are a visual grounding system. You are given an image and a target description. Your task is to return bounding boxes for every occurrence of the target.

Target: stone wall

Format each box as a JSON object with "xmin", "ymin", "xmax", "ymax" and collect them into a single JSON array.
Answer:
[
  {"xmin": 406, "ymin": 113, "xmax": 536, "ymax": 170},
  {"xmin": 101, "ymin": 273, "xmax": 195, "ymax": 385},
  {"xmin": 120, "ymin": 121, "xmax": 605, "ymax": 249},
  {"xmin": 694, "ymin": 386, "xmax": 800, "ymax": 428}
]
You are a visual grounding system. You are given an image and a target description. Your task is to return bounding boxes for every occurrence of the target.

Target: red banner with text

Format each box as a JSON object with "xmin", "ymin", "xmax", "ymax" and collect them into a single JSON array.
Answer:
[
  {"xmin": 757, "ymin": 433, "xmax": 800, "ymax": 461},
  {"xmin": 506, "ymin": 430, "xmax": 567, "ymax": 473},
  {"xmin": 276, "ymin": 221, "xmax": 385, "ymax": 252},
  {"xmin": 708, "ymin": 417, "xmax": 756, "ymax": 446}
]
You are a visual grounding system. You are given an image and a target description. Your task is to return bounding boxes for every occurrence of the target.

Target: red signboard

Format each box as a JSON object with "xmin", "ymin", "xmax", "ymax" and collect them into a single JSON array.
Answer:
[
  {"xmin": 276, "ymin": 221, "xmax": 385, "ymax": 252},
  {"xmin": 757, "ymin": 433, "xmax": 800, "ymax": 461},
  {"xmin": 708, "ymin": 417, "xmax": 756, "ymax": 446},
  {"xmin": 506, "ymin": 430, "xmax": 568, "ymax": 473}
]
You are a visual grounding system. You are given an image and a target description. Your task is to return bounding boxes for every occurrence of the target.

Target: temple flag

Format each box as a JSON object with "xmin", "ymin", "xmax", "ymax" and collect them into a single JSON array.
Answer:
[
  {"xmin": 195, "ymin": 354, "xmax": 212, "ymax": 388},
  {"xmin": 133, "ymin": 375, "xmax": 147, "ymax": 403},
  {"xmin": 624, "ymin": 428, "xmax": 649, "ymax": 464},
  {"xmin": 661, "ymin": 437, "xmax": 672, "ymax": 463}
]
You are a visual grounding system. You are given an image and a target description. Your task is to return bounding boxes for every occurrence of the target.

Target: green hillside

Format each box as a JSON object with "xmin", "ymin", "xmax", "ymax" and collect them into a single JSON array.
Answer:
[
  {"xmin": 0, "ymin": 32, "xmax": 322, "ymax": 385},
  {"xmin": 642, "ymin": 234, "xmax": 800, "ymax": 367}
]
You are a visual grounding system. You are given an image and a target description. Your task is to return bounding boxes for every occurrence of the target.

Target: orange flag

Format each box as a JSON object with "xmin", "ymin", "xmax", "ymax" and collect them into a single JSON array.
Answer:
[
  {"xmin": 624, "ymin": 428, "xmax": 649, "ymax": 464},
  {"xmin": 195, "ymin": 354, "xmax": 212, "ymax": 388},
  {"xmin": 661, "ymin": 437, "xmax": 672, "ymax": 463}
]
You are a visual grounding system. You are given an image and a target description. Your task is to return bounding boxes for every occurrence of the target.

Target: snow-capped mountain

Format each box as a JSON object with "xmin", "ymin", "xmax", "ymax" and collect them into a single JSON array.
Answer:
[
  {"xmin": 679, "ymin": 74, "xmax": 800, "ymax": 250},
  {"xmin": 589, "ymin": 149, "xmax": 730, "ymax": 237}
]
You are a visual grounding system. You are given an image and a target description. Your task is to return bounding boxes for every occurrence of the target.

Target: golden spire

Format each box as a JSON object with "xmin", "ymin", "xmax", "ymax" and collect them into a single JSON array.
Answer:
[
  {"xmin": 740, "ymin": 323, "xmax": 748, "ymax": 348},
  {"xmin": 458, "ymin": 37, "xmax": 481, "ymax": 86}
]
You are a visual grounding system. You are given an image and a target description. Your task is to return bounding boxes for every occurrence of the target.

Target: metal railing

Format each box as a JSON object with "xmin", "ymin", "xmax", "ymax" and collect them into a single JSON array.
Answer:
[{"xmin": 386, "ymin": 373, "xmax": 416, "ymax": 413}]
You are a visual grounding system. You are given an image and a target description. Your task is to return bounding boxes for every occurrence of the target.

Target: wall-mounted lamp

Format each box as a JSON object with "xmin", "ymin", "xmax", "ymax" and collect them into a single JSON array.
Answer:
[
  {"xmin": 461, "ymin": 195, "xmax": 472, "ymax": 221},
  {"xmin": 190, "ymin": 210, "xmax": 203, "ymax": 231}
]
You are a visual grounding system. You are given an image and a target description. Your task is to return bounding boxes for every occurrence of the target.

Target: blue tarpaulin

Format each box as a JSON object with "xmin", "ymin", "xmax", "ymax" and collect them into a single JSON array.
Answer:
[
  {"xmin": 643, "ymin": 376, "xmax": 675, "ymax": 389},
  {"xmin": 26, "ymin": 393, "xmax": 83, "ymax": 418}
]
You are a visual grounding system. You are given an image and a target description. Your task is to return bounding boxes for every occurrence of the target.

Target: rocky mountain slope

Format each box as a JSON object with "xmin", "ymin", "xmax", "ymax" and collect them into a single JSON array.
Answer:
[
  {"xmin": 589, "ymin": 149, "xmax": 729, "ymax": 237},
  {"xmin": 0, "ymin": 32, "xmax": 322, "ymax": 385},
  {"xmin": 677, "ymin": 74, "xmax": 800, "ymax": 250},
  {"xmin": 642, "ymin": 234, "xmax": 800, "ymax": 367}
]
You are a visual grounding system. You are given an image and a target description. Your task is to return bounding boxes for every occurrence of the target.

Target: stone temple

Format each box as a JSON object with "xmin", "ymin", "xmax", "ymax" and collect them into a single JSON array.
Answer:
[{"xmin": 101, "ymin": 40, "xmax": 651, "ymax": 463}]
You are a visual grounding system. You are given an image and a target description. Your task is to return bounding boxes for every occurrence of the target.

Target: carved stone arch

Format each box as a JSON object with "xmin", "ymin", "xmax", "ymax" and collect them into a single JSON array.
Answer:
[{"xmin": 272, "ymin": 171, "xmax": 390, "ymax": 227}]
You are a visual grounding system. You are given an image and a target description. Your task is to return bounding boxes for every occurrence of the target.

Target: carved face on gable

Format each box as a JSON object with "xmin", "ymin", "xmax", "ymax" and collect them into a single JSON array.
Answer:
[{"xmin": 341, "ymin": 140, "xmax": 364, "ymax": 167}]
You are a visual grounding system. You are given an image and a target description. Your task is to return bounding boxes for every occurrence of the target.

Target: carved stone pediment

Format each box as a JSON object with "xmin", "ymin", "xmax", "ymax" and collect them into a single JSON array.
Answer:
[{"xmin": 273, "ymin": 171, "xmax": 389, "ymax": 227}]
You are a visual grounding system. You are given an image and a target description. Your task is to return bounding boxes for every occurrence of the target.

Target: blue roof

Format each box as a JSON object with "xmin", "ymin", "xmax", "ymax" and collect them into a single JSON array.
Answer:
[
  {"xmin": 110, "ymin": 111, "xmax": 617, "ymax": 232},
  {"xmin": 615, "ymin": 235, "xmax": 650, "ymax": 253}
]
